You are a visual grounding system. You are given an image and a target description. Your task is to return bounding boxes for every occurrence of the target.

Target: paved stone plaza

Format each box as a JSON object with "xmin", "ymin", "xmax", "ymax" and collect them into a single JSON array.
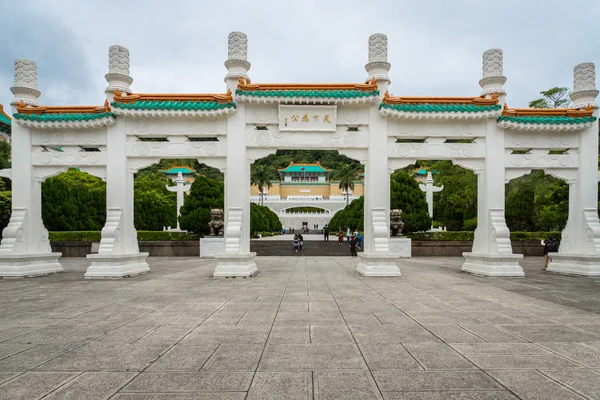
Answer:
[{"xmin": 0, "ymin": 256, "xmax": 599, "ymax": 399}]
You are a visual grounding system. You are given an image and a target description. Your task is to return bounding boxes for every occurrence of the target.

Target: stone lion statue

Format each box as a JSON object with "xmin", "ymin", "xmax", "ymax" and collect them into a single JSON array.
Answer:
[
  {"xmin": 390, "ymin": 209, "xmax": 404, "ymax": 236},
  {"xmin": 208, "ymin": 209, "xmax": 224, "ymax": 236}
]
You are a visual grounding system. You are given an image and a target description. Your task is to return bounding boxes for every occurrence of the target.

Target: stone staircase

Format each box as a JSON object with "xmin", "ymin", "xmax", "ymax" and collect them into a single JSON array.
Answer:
[{"xmin": 250, "ymin": 239, "xmax": 363, "ymax": 257}]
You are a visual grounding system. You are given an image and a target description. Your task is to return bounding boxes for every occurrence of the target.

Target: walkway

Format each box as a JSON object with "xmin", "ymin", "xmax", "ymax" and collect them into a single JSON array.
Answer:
[{"xmin": 0, "ymin": 257, "xmax": 599, "ymax": 399}]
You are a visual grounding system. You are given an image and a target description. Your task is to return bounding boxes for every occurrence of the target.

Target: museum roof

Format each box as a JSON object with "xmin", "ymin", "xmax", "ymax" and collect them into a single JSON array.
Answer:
[
  {"xmin": 0, "ymin": 105, "xmax": 11, "ymax": 134},
  {"xmin": 278, "ymin": 162, "xmax": 331, "ymax": 173},
  {"xmin": 380, "ymin": 92, "xmax": 502, "ymax": 113},
  {"xmin": 497, "ymin": 104, "xmax": 596, "ymax": 125},
  {"xmin": 110, "ymin": 90, "xmax": 236, "ymax": 112},
  {"xmin": 13, "ymin": 101, "xmax": 115, "ymax": 123},
  {"xmin": 161, "ymin": 166, "xmax": 196, "ymax": 175},
  {"xmin": 236, "ymin": 78, "xmax": 380, "ymax": 101}
]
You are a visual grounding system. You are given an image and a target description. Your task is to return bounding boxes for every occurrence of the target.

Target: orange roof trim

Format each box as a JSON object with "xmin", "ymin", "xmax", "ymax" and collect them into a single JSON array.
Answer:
[
  {"xmin": 16, "ymin": 100, "xmax": 111, "ymax": 115},
  {"xmin": 502, "ymin": 103, "xmax": 594, "ymax": 117},
  {"xmin": 112, "ymin": 89, "xmax": 233, "ymax": 104},
  {"xmin": 382, "ymin": 92, "xmax": 499, "ymax": 105},
  {"xmin": 238, "ymin": 77, "xmax": 378, "ymax": 92},
  {"xmin": 0, "ymin": 104, "xmax": 11, "ymax": 121}
]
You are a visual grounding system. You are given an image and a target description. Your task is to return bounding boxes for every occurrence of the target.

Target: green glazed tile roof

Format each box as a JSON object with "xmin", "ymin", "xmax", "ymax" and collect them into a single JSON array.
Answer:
[
  {"xmin": 380, "ymin": 102, "xmax": 502, "ymax": 113},
  {"xmin": 161, "ymin": 167, "xmax": 196, "ymax": 175},
  {"xmin": 111, "ymin": 100, "xmax": 236, "ymax": 111},
  {"xmin": 13, "ymin": 112, "xmax": 114, "ymax": 122},
  {"xmin": 236, "ymin": 89, "xmax": 379, "ymax": 99},
  {"xmin": 0, "ymin": 113, "xmax": 11, "ymax": 127},
  {"xmin": 279, "ymin": 164, "xmax": 330, "ymax": 173},
  {"xmin": 497, "ymin": 115, "xmax": 597, "ymax": 125}
]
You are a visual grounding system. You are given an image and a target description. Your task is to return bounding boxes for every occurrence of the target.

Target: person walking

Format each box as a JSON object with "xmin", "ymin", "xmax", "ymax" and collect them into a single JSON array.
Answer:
[
  {"xmin": 298, "ymin": 233, "xmax": 304, "ymax": 252},
  {"xmin": 346, "ymin": 227, "xmax": 351, "ymax": 243},
  {"xmin": 357, "ymin": 231, "xmax": 363, "ymax": 250},
  {"xmin": 293, "ymin": 234, "xmax": 300, "ymax": 254},
  {"xmin": 337, "ymin": 227, "xmax": 344, "ymax": 246},
  {"xmin": 323, "ymin": 225, "xmax": 329, "ymax": 242},
  {"xmin": 543, "ymin": 236, "xmax": 558, "ymax": 270},
  {"xmin": 349, "ymin": 234, "xmax": 358, "ymax": 258}
]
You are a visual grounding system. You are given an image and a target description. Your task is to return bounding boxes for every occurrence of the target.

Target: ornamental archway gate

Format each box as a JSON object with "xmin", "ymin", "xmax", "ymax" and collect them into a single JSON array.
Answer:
[{"xmin": 0, "ymin": 32, "xmax": 598, "ymax": 278}]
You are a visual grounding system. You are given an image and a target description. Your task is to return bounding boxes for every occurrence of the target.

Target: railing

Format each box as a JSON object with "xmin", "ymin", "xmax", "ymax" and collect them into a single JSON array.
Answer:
[{"xmin": 250, "ymin": 195, "xmax": 360, "ymax": 203}]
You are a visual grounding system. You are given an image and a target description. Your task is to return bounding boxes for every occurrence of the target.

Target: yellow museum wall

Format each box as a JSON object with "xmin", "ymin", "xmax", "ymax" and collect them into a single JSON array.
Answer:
[{"xmin": 250, "ymin": 183, "xmax": 364, "ymax": 198}]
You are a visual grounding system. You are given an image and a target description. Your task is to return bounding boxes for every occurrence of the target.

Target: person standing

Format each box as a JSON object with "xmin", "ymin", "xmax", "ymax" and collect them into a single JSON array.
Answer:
[
  {"xmin": 346, "ymin": 227, "xmax": 351, "ymax": 243},
  {"xmin": 349, "ymin": 234, "xmax": 358, "ymax": 258},
  {"xmin": 298, "ymin": 233, "xmax": 304, "ymax": 252},
  {"xmin": 293, "ymin": 234, "xmax": 300, "ymax": 254},
  {"xmin": 543, "ymin": 236, "xmax": 558, "ymax": 270},
  {"xmin": 323, "ymin": 225, "xmax": 329, "ymax": 242},
  {"xmin": 357, "ymin": 231, "xmax": 363, "ymax": 250},
  {"xmin": 337, "ymin": 227, "xmax": 344, "ymax": 246}
]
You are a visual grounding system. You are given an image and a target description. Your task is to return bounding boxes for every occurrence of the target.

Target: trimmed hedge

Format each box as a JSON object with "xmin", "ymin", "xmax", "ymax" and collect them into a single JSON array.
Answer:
[
  {"xmin": 407, "ymin": 231, "xmax": 561, "ymax": 241},
  {"xmin": 48, "ymin": 231, "xmax": 200, "ymax": 242}
]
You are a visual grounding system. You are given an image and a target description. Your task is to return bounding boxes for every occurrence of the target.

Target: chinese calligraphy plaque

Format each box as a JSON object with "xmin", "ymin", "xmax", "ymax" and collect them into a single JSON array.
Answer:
[{"xmin": 279, "ymin": 105, "xmax": 337, "ymax": 132}]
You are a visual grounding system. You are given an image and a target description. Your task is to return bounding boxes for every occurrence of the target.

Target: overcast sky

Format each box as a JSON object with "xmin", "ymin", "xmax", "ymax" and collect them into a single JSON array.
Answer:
[{"xmin": 1, "ymin": 0, "xmax": 599, "ymax": 112}]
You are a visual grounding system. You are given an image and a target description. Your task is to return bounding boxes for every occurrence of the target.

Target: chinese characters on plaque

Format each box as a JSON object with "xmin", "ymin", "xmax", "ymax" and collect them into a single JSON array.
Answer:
[{"xmin": 279, "ymin": 105, "xmax": 337, "ymax": 132}]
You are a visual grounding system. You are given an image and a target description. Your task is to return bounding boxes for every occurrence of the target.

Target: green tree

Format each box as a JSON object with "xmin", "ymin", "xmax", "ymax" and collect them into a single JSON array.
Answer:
[
  {"xmin": 42, "ymin": 169, "xmax": 106, "ymax": 231},
  {"xmin": 429, "ymin": 161, "xmax": 478, "ymax": 231},
  {"xmin": 338, "ymin": 163, "xmax": 359, "ymax": 205},
  {"xmin": 250, "ymin": 165, "xmax": 273, "ymax": 205},
  {"xmin": 329, "ymin": 197, "xmax": 364, "ymax": 232},
  {"xmin": 134, "ymin": 172, "xmax": 177, "ymax": 231},
  {"xmin": 528, "ymin": 87, "xmax": 570, "ymax": 109},
  {"xmin": 0, "ymin": 191, "xmax": 11, "ymax": 233},
  {"xmin": 179, "ymin": 175, "xmax": 225, "ymax": 235},
  {"xmin": 0, "ymin": 141, "xmax": 11, "ymax": 190},
  {"xmin": 390, "ymin": 170, "xmax": 431, "ymax": 232}
]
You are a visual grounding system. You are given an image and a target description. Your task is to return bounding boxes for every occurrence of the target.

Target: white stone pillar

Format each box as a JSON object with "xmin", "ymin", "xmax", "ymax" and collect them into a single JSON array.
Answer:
[
  {"xmin": 419, "ymin": 172, "xmax": 443, "ymax": 223},
  {"xmin": 166, "ymin": 172, "xmax": 191, "ymax": 231},
  {"xmin": 214, "ymin": 32, "xmax": 257, "ymax": 277},
  {"xmin": 462, "ymin": 48, "xmax": 524, "ymax": 277},
  {"xmin": 0, "ymin": 59, "xmax": 62, "ymax": 277},
  {"xmin": 357, "ymin": 33, "xmax": 400, "ymax": 277},
  {"xmin": 547, "ymin": 63, "xmax": 600, "ymax": 276},
  {"xmin": 86, "ymin": 46, "xmax": 149, "ymax": 279},
  {"xmin": 105, "ymin": 45, "xmax": 133, "ymax": 102}
]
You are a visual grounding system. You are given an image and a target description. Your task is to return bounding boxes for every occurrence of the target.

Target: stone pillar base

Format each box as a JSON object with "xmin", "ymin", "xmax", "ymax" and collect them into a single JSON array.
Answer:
[
  {"xmin": 546, "ymin": 253, "xmax": 600, "ymax": 277},
  {"xmin": 214, "ymin": 253, "xmax": 257, "ymax": 277},
  {"xmin": 0, "ymin": 253, "xmax": 63, "ymax": 278},
  {"xmin": 85, "ymin": 252, "xmax": 150, "ymax": 279},
  {"xmin": 357, "ymin": 253, "xmax": 401, "ymax": 277},
  {"xmin": 462, "ymin": 252, "xmax": 524, "ymax": 277}
]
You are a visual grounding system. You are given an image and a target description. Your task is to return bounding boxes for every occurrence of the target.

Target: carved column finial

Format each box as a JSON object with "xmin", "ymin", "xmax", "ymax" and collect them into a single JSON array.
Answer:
[
  {"xmin": 479, "ymin": 48, "xmax": 506, "ymax": 98},
  {"xmin": 105, "ymin": 45, "xmax": 133, "ymax": 96},
  {"xmin": 365, "ymin": 33, "xmax": 391, "ymax": 86},
  {"xmin": 225, "ymin": 31, "xmax": 251, "ymax": 83},
  {"xmin": 571, "ymin": 62, "xmax": 598, "ymax": 109},
  {"xmin": 10, "ymin": 59, "xmax": 41, "ymax": 108}
]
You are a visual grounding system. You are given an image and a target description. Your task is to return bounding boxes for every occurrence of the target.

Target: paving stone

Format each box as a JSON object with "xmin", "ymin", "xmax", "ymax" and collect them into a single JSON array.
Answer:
[
  {"xmin": 0, "ymin": 344, "xmax": 75, "ymax": 371},
  {"xmin": 247, "ymin": 372, "xmax": 312, "ymax": 400},
  {"xmin": 425, "ymin": 325, "xmax": 484, "ymax": 343},
  {"xmin": 373, "ymin": 371, "xmax": 503, "ymax": 392},
  {"xmin": 147, "ymin": 344, "xmax": 218, "ymax": 371},
  {"xmin": 500, "ymin": 324, "xmax": 600, "ymax": 342},
  {"xmin": 359, "ymin": 343, "xmax": 423, "ymax": 370},
  {"xmin": 540, "ymin": 369, "xmax": 600, "ymax": 399},
  {"xmin": 537, "ymin": 342, "xmax": 600, "ymax": 367},
  {"xmin": 383, "ymin": 391, "xmax": 519, "ymax": 399},
  {"xmin": 310, "ymin": 325, "xmax": 354, "ymax": 343},
  {"xmin": 202, "ymin": 343, "xmax": 263, "ymax": 371},
  {"xmin": 0, "ymin": 372, "xmax": 20, "ymax": 384},
  {"xmin": 458, "ymin": 324, "xmax": 527, "ymax": 342},
  {"xmin": 450, "ymin": 343, "xmax": 551, "ymax": 355},
  {"xmin": 0, "ymin": 343, "xmax": 36, "ymax": 360},
  {"xmin": 112, "ymin": 393, "xmax": 247, "ymax": 399},
  {"xmin": 122, "ymin": 371, "xmax": 253, "ymax": 392},
  {"xmin": 0, "ymin": 371, "xmax": 79, "ymax": 400},
  {"xmin": 314, "ymin": 371, "xmax": 382, "ymax": 399},
  {"xmin": 37, "ymin": 342, "xmax": 170, "ymax": 371},
  {"xmin": 463, "ymin": 353, "xmax": 581, "ymax": 369},
  {"xmin": 42, "ymin": 372, "xmax": 136, "ymax": 399},
  {"xmin": 488, "ymin": 370, "xmax": 586, "ymax": 400},
  {"xmin": 259, "ymin": 343, "xmax": 366, "ymax": 371},
  {"xmin": 403, "ymin": 343, "xmax": 477, "ymax": 370}
]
